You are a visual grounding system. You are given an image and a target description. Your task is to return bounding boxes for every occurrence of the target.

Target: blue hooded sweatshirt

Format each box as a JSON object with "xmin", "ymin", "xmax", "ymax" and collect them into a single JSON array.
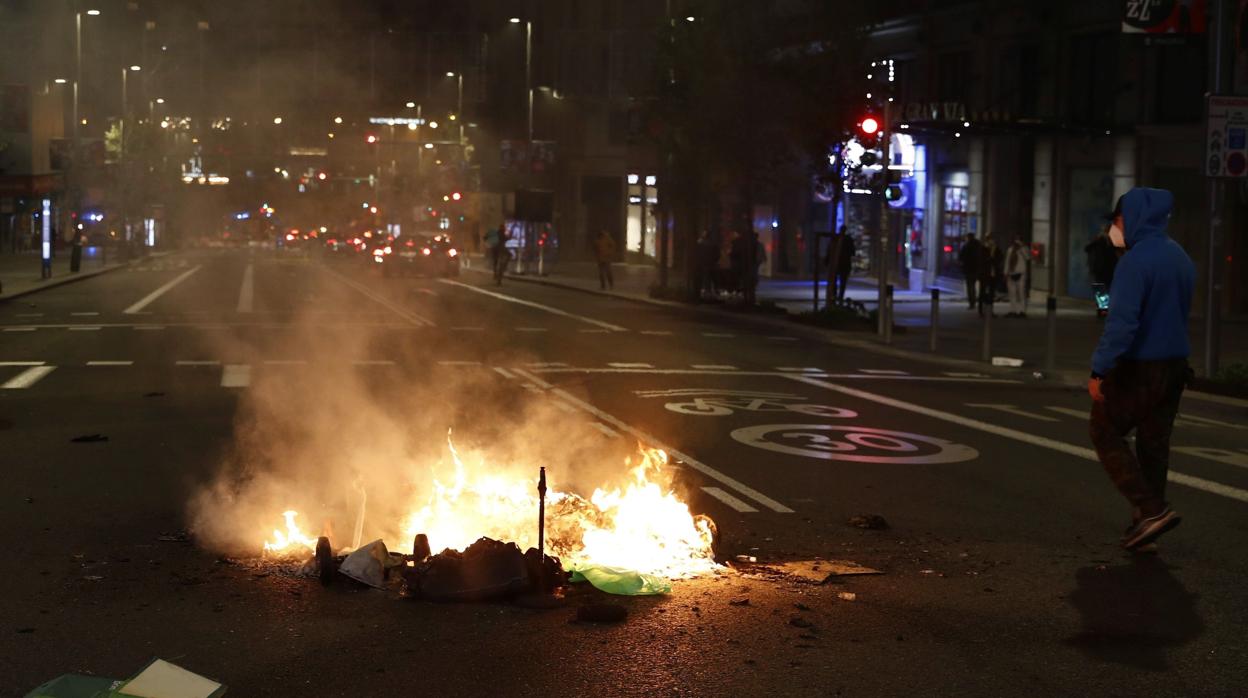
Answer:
[{"xmin": 1090, "ymin": 187, "xmax": 1195, "ymax": 377}]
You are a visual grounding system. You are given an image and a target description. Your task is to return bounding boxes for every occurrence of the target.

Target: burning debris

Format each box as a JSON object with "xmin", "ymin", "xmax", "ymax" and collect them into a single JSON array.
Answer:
[{"xmin": 252, "ymin": 441, "xmax": 721, "ymax": 598}]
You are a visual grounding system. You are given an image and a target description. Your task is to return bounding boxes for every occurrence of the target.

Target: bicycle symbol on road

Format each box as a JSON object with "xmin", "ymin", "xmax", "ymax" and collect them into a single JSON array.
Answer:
[{"xmin": 635, "ymin": 388, "xmax": 978, "ymax": 464}]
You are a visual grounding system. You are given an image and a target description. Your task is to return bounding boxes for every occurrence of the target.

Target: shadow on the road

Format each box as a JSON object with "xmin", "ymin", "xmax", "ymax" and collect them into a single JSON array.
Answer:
[{"xmin": 1064, "ymin": 555, "xmax": 1203, "ymax": 670}]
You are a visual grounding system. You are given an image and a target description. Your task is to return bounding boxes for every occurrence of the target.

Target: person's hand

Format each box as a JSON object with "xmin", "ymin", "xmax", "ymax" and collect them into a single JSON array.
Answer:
[{"xmin": 1088, "ymin": 377, "xmax": 1105, "ymax": 403}]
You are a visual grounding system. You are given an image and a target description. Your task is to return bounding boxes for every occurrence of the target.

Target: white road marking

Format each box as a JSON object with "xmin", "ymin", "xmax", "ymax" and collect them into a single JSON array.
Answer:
[
  {"xmin": 702, "ymin": 332, "xmax": 735, "ymax": 338},
  {"xmin": 1046, "ymin": 405, "xmax": 1223, "ymax": 431},
  {"xmin": 944, "ymin": 371, "xmax": 988, "ymax": 378},
  {"xmin": 440, "ymin": 279, "xmax": 627, "ymax": 331},
  {"xmin": 552, "ymin": 400, "xmax": 578, "ymax": 414},
  {"xmin": 701, "ymin": 487, "xmax": 759, "ymax": 513},
  {"xmin": 640, "ymin": 330, "xmax": 673, "ymax": 336},
  {"xmin": 322, "ymin": 266, "xmax": 435, "ymax": 327},
  {"xmin": 2, "ymin": 365, "xmax": 56, "ymax": 389},
  {"xmin": 176, "ymin": 360, "xmax": 220, "ymax": 366},
  {"xmin": 1045, "ymin": 406, "xmax": 1089, "ymax": 420},
  {"xmin": 264, "ymin": 360, "xmax": 308, "ymax": 365},
  {"xmin": 692, "ymin": 364, "xmax": 738, "ymax": 370},
  {"xmin": 68, "ymin": 326, "xmax": 101, "ymax": 331},
  {"xmin": 515, "ymin": 327, "xmax": 548, "ymax": 332},
  {"xmin": 860, "ymin": 369, "xmax": 909, "ymax": 375},
  {"xmin": 438, "ymin": 360, "xmax": 482, "ymax": 367},
  {"xmin": 1173, "ymin": 447, "xmax": 1248, "ymax": 471},
  {"xmin": 492, "ymin": 366, "xmax": 517, "ymax": 379},
  {"xmin": 590, "ymin": 422, "xmax": 621, "ymax": 438},
  {"xmin": 3, "ymin": 327, "xmax": 36, "ymax": 332},
  {"xmin": 133, "ymin": 325, "xmax": 165, "ymax": 330},
  {"xmin": 609, "ymin": 362, "xmax": 654, "ymax": 369},
  {"xmin": 123, "ymin": 265, "xmax": 202, "ymax": 314},
  {"xmin": 221, "ymin": 364, "xmax": 251, "ymax": 388},
  {"xmin": 792, "ymin": 375, "xmax": 1248, "ymax": 505},
  {"xmin": 353, "ymin": 360, "xmax": 396, "ymax": 366},
  {"xmin": 511, "ymin": 369, "xmax": 793, "ymax": 514},
  {"xmin": 86, "ymin": 361, "xmax": 133, "ymax": 366},
  {"xmin": 528, "ymin": 367, "xmax": 1019, "ymax": 383},
  {"xmin": 527, "ymin": 362, "xmax": 568, "ymax": 368},
  {"xmin": 451, "ymin": 326, "xmax": 485, "ymax": 331},
  {"xmin": 0, "ymin": 361, "xmax": 45, "ymax": 366},
  {"xmin": 776, "ymin": 367, "xmax": 824, "ymax": 373},
  {"xmin": 966, "ymin": 403, "xmax": 1059, "ymax": 422},
  {"xmin": 1176, "ymin": 413, "xmax": 1246, "ymax": 430},
  {"xmin": 237, "ymin": 262, "xmax": 255, "ymax": 313},
  {"xmin": 71, "ymin": 312, "xmax": 100, "ymax": 316},
  {"xmin": 578, "ymin": 328, "xmax": 611, "ymax": 333},
  {"xmin": 416, "ymin": 288, "xmax": 438, "ymax": 296}
]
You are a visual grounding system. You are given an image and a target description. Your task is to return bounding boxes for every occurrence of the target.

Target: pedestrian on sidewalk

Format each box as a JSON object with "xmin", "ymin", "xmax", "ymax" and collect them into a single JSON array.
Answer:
[
  {"xmin": 977, "ymin": 237, "xmax": 1002, "ymax": 317},
  {"xmin": 594, "ymin": 229, "xmax": 616, "ymax": 290},
  {"xmin": 1005, "ymin": 237, "xmax": 1029, "ymax": 318},
  {"xmin": 825, "ymin": 226, "xmax": 855, "ymax": 303},
  {"xmin": 486, "ymin": 223, "xmax": 509, "ymax": 285},
  {"xmin": 1088, "ymin": 187, "xmax": 1194, "ymax": 551},
  {"xmin": 695, "ymin": 230, "xmax": 717, "ymax": 298},
  {"xmin": 1085, "ymin": 227, "xmax": 1119, "ymax": 318},
  {"xmin": 958, "ymin": 234, "xmax": 981, "ymax": 309}
]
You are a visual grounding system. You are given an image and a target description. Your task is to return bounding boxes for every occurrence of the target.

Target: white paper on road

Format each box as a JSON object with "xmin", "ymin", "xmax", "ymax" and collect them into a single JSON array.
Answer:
[
  {"xmin": 119, "ymin": 659, "xmax": 222, "ymax": 698},
  {"xmin": 123, "ymin": 265, "xmax": 202, "ymax": 314}
]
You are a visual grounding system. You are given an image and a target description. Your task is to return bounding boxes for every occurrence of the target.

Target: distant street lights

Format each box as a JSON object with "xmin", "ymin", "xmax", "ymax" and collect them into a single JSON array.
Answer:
[{"xmin": 446, "ymin": 70, "xmax": 464, "ymax": 144}]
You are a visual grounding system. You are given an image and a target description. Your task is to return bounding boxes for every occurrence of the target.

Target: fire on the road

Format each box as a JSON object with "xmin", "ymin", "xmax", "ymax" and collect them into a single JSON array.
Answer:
[{"xmin": 262, "ymin": 441, "xmax": 721, "ymax": 579}]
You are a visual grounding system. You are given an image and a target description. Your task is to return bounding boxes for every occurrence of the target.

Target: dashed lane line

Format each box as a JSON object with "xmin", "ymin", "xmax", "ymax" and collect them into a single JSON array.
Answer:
[
  {"xmin": 68, "ymin": 326, "xmax": 101, "ymax": 331},
  {"xmin": 2, "ymin": 366, "xmax": 56, "ymax": 389},
  {"xmin": 792, "ymin": 375, "xmax": 1248, "ymax": 505},
  {"xmin": 3, "ymin": 328, "xmax": 35, "ymax": 332},
  {"xmin": 123, "ymin": 265, "xmax": 203, "ymax": 314},
  {"xmin": 776, "ymin": 367, "xmax": 824, "ymax": 373},
  {"xmin": 440, "ymin": 279, "xmax": 627, "ymax": 331},
  {"xmin": 237, "ymin": 262, "xmax": 255, "ymax": 313},
  {"xmin": 86, "ymin": 361, "xmax": 134, "ymax": 366},
  {"xmin": 701, "ymin": 487, "xmax": 759, "ymax": 513},
  {"xmin": 512, "ymin": 368, "xmax": 794, "ymax": 514},
  {"xmin": 0, "ymin": 361, "xmax": 45, "ymax": 366},
  {"xmin": 608, "ymin": 362, "xmax": 654, "ymax": 369}
]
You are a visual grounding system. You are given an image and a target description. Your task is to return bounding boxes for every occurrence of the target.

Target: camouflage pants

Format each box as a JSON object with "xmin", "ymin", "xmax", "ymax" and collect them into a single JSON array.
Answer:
[{"xmin": 1089, "ymin": 359, "xmax": 1189, "ymax": 518}]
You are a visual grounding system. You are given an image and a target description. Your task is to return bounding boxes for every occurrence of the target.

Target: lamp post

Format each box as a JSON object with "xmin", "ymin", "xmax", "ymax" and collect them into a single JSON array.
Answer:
[
  {"xmin": 508, "ymin": 17, "xmax": 532, "ymax": 142},
  {"xmin": 446, "ymin": 71, "xmax": 464, "ymax": 145},
  {"xmin": 120, "ymin": 65, "xmax": 141, "ymax": 244}
]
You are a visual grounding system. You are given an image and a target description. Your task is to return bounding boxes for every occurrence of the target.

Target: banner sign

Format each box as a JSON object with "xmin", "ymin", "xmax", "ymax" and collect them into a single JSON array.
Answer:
[
  {"xmin": 1206, "ymin": 95, "xmax": 1248, "ymax": 177},
  {"xmin": 1122, "ymin": 0, "xmax": 1207, "ymax": 34}
]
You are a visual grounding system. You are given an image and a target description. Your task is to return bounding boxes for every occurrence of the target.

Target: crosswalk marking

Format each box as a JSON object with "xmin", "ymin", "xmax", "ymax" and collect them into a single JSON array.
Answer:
[
  {"xmin": 2, "ymin": 366, "xmax": 56, "ymax": 389},
  {"xmin": 701, "ymin": 487, "xmax": 759, "ymax": 513},
  {"xmin": 221, "ymin": 364, "xmax": 250, "ymax": 388}
]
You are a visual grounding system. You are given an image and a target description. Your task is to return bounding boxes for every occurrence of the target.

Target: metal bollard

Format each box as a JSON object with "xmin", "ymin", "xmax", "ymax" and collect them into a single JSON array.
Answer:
[
  {"xmin": 1045, "ymin": 295, "xmax": 1058, "ymax": 371},
  {"xmin": 929, "ymin": 288, "xmax": 940, "ymax": 352},
  {"xmin": 883, "ymin": 284, "xmax": 894, "ymax": 345},
  {"xmin": 981, "ymin": 298, "xmax": 993, "ymax": 362}
]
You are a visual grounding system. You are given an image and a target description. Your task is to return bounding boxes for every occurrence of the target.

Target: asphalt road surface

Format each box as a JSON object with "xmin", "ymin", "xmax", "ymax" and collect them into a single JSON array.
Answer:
[{"xmin": 2, "ymin": 248, "xmax": 1245, "ymax": 696}]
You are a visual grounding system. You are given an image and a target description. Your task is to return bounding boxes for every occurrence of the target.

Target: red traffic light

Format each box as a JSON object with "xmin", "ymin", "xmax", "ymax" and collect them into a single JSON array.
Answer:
[{"xmin": 860, "ymin": 117, "xmax": 880, "ymax": 136}]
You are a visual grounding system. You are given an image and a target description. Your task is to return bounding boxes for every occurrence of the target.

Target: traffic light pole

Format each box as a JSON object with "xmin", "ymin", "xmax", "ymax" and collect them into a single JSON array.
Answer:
[{"xmin": 876, "ymin": 102, "xmax": 891, "ymax": 338}]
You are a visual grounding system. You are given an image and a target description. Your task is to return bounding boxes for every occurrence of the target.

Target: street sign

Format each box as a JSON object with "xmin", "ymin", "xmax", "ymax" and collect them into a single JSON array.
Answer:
[{"xmin": 1205, "ymin": 95, "xmax": 1248, "ymax": 177}]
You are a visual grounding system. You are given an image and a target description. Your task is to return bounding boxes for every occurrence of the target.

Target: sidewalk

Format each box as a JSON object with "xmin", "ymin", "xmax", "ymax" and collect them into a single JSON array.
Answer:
[
  {"xmin": 487, "ymin": 258, "xmax": 1248, "ymax": 381},
  {"xmin": 0, "ymin": 247, "xmax": 130, "ymax": 302}
]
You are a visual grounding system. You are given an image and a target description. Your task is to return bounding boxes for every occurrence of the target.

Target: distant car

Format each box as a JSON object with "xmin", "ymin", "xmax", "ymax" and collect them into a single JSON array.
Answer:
[{"xmin": 376, "ymin": 235, "xmax": 460, "ymax": 277}]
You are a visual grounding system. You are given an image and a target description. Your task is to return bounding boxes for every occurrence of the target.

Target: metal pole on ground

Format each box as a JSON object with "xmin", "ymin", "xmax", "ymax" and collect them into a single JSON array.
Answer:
[
  {"xmin": 929, "ymin": 288, "xmax": 940, "ymax": 352},
  {"xmin": 981, "ymin": 300, "xmax": 993, "ymax": 362},
  {"xmin": 1204, "ymin": 0, "xmax": 1230, "ymax": 377},
  {"xmin": 883, "ymin": 284, "xmax": 894, "ymax": 345},
  {"xmin": 1045, "ymin": 295, "xmax": 1058, "ymax": 372}
]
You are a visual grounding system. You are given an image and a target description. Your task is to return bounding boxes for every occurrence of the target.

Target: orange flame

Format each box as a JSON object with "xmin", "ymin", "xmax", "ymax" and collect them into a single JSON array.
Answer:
[{"xmin": 262, "ymin": 510, "xmax": 318, "ymax": 556}]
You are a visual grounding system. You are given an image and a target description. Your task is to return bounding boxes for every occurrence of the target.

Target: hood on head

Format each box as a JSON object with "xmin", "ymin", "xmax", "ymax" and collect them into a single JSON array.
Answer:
[{"xmin": 1117, "ymin": 187, "xmax": 1173, "ymax": 247}]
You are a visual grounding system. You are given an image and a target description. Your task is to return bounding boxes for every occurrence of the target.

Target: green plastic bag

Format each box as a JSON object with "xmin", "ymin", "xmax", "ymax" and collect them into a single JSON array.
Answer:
[{"xmin": 567, "ymin": 564, "xmax": 671, "ymax": 595}]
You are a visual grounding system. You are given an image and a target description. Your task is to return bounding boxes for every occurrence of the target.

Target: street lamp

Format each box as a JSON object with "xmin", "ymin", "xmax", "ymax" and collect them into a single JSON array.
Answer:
[
  {"xmin": 508, "ymin": 18, "xmax": 533, "ymax": 141},
  {"xmin": 446, "ymin": 71, "xmax": 464, "ymax": 144}
]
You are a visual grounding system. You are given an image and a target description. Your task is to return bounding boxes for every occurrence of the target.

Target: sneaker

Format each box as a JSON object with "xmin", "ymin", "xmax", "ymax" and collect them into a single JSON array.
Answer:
[{"xmin": 1122, "ymin": 509, "xmax": 1181, "ymax": 550}]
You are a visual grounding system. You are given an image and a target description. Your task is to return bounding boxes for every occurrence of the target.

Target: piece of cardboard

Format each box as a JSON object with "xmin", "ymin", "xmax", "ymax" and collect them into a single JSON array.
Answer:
[{"xmin": 114, "ymin": 659, "xmax": 225, "ymax": 698}]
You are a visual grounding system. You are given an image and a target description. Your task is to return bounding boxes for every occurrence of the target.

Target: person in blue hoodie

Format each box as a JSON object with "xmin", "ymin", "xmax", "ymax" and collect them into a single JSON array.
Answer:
[{"xmin": 1088, "ymin": 187, "xmax": 1195, "ymax": 551}]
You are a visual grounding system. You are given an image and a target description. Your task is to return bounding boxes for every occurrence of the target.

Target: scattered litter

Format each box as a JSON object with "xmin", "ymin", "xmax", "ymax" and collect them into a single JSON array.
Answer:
[
  {"xmin": 836, "ymin": 592, "xmax": 857, "ymax": 602},
  {"xmin": 569, "ymin": 564, "xmax": 669, "ymax": 596},
  {"xmin": 69, "ymin": 434, "xmax": 108, "ymax": 443},
  {"xmin": 847, "ymin": 514, "xmax": 889, "ymax": 530},
  {"xmin": 338, "ymin": 539, "xmax": 395, "ymax": 589},
  {"xmin": 25, "ymin": 658, "xmax": 224, "ymax": 698},
  {"xmin": 788, "ymin": 617, "xmax": 813, "ymax": 628},
  {"xmin": 729, "ymin": 598, "xmax": 750, "ymax": 606},
  {"xmin": 405, "ymin": 537, "xmax": 551, "ymax": 601},
  {"xmin": 773, "ymin": 560, "xmax": 883, "ymax": 584},
  {"xmin": 991, "ymin": 356, "xmax": 1024, "ymax": 367},
  {"xmin": 575, "ymin": 603, "xmax": 628, "ymax": 623}
]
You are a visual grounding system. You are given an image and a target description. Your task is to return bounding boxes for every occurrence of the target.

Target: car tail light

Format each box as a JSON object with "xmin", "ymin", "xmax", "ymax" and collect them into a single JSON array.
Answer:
[
  {"xmin": 448, "ymin": 248, "xmax": 459, "ymax": 257},
  {"xmin": 422, "ymin": 248, "xmax": 432, "ymax": 256},
  {"xmin": 384, "ymin": 246, "xmax": 392, "ymax": 254}
]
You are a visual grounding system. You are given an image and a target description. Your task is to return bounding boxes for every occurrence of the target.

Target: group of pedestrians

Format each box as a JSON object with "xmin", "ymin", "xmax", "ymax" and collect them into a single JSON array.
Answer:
[
  {"xmin": 958, "ymin": 234, "xmax": 1031, "ymax": 318},
  {"xmin": 693, "ymin": 229, "xmax": 767, "ymax": 299}
]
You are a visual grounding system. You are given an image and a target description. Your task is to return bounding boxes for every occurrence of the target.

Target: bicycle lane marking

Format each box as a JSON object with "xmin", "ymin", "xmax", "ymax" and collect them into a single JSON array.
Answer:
[
  {"xmin": 789, "ymin": 375, "xmax": 1248, "ymax": 505},
  {"xmin": 511, "ymin": 368, "xmax": 794, "ymax": 513}
]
